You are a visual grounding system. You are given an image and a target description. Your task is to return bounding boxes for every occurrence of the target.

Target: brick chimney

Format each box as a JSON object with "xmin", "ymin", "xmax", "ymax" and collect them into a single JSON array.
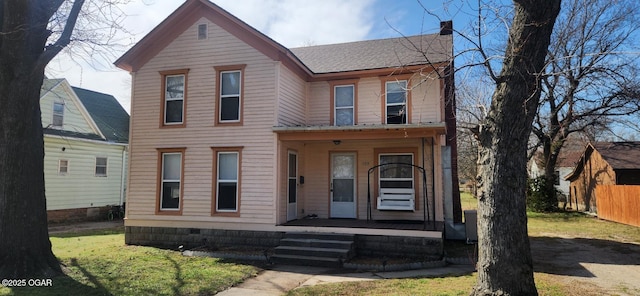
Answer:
[{"xmin": 440, "ymin": 20, "xmax": 453, "ymax": 35}]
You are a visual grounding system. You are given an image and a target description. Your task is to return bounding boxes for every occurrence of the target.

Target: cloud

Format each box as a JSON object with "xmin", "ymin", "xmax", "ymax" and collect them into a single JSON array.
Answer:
[{"xmin": 46, "ymin": 0, "xmax": 377, "ymax": 113}]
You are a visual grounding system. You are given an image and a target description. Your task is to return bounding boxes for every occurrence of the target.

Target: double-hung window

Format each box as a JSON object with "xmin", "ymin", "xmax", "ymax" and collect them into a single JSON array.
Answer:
[
  {"xmin": 379, "ymin": 154, "xmax": 414, "ymax": 191},
  {"xmin": 58, "ymin": 159, "xmax": 69, "ymax": 175},
  {"xmin": 158, "ymin": 150, "xmax": 184, "ymax": 212},
  {"xmin": 334, "ymin": 85, "xmax": 355, "ymax": 126},
  {"xmin": 385, "ymin": 80, "xmax": 408, "ymax": 124},
  {"xmin": 95, "ymin": 157, "xmax": 108, "ymax": 177},
  {"xmin": 213, "ymin": 148, "xmax": 241, "ymax": 213},
  {"xmin": 160, "ymin": 69, "xmax": 189, "ymax": 127},
  {"xmin": 52, "ymin": 102, "xmax": 64, "ymax": 128},
  {"xmin": 215, "ymin": 65, "xmax": 245, "ymax": 125}
]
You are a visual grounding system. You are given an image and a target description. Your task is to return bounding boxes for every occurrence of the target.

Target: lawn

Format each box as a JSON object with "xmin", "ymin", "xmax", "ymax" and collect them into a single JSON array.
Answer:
[
  {"xmin": 0, "ymin": 227, "xmax": 258, "ymax": 296},
  {"xmin": 288, "ymin": 193, "xmax": 640, "ymax": 296}
]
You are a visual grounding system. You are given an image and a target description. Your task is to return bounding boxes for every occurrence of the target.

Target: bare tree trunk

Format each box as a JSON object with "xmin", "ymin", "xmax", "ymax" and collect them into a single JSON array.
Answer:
[
  {"xmin": 0, "ymin": 0, "xmax": 74, "ymax": 278},
  {"xmin": 471, "ymin": 1, "xmax": 561, "ymax": 295}
]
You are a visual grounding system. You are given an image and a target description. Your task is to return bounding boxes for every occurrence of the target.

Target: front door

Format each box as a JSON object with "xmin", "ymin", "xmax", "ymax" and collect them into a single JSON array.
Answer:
[
  {"xmin": 331, "ymin": 153, "xmax": 356, "ymax": 218},
  {"xmin": 287, "ymin": 151, "xmax": 297, "ymax": 221}
]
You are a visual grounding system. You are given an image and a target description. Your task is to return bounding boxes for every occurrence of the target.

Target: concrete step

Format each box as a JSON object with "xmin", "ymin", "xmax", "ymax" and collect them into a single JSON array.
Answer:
[
  {"xmin": 283, "ymin": 232, "xmax": 355, "ymax": 241},
  {"xmin": 270, "ymin": 254, "xmax": 344, "ymax": 268},
  {"xmin": 272, "ymin": 232, "xmax": 357, "ymax": 268},
  {"xmin": 274, "ymin": 245, "xmax": 352, "ymax": 258},
  {"xmin": 279, "ymin": 238, "xmax": 354, "ymax": 249}
]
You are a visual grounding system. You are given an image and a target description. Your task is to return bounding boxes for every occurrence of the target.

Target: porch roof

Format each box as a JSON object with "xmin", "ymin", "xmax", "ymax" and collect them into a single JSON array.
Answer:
[{"xmin": 273, "ymin": 123, "xmax": 446, "ymax": 141}]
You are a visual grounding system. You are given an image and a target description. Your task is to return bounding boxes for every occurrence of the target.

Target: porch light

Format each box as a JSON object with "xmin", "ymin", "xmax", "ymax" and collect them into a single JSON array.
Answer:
[{"xmin": 333, "ymin": 140, "xmax": 341, "ymax": 145}]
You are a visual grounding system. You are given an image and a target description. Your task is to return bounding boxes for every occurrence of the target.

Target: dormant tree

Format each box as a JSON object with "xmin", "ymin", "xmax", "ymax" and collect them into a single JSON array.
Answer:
[
  {"xmin": 470, "ymin": 0, "xmax": 560, "ymax": 294},
  {"xmin": 532, "ymin": 0, "xmax": 640, "ymax": 209},
  {"xmin": 0, "ymin": 0, "xmax": 128, "ymax": 278}
]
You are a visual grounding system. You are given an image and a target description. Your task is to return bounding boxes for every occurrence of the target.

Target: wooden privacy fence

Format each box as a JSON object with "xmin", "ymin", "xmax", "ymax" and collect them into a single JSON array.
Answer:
[{"xmin": 595, "ymin": 185, "xmax": 640, "ymax": 227}]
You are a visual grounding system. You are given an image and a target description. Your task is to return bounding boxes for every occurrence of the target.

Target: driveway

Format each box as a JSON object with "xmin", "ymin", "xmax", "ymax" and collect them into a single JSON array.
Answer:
[{"xmin": 531, "ymin": 236, "xmax": 640, "ymax": 295}]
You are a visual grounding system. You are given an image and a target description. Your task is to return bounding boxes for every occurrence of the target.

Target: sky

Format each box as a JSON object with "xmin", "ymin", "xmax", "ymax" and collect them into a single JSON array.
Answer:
[{"xmin": 45, "ymin": 0, "xmax": 482, "ymax": 113}]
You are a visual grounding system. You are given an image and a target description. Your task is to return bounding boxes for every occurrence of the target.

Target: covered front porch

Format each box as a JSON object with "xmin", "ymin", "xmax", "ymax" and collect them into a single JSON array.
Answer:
[{"xmin": 274, "ymin": 124, "xmax": 447, "ymax": 235}]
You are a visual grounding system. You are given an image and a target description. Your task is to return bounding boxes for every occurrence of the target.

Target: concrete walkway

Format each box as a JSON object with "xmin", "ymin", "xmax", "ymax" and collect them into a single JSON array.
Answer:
[{"xmin": 216, "ymin": 264, "xmax": 475, "ymax": 296}]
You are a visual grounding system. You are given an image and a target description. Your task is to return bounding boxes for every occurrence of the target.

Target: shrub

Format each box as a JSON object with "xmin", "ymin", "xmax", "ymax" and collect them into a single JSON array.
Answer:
[{"xmin": 526, "ymin": 176, "xmax": 559, "ymax": 212}]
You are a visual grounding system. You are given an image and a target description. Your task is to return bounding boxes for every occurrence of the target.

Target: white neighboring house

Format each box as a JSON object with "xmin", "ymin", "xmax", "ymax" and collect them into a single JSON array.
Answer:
[
  {"xmin": 40, "ymin": 78, "xmax": 129, "ymax": 223},
  {"xmin": 529, "ymin": 149, "xmax": 583, "ymax": 198}
]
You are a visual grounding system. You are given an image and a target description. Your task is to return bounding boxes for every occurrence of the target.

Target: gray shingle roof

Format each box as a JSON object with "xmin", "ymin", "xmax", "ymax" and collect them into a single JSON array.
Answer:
[
  {"xmin": 289, "ymin": 34, "xmax": 452, "ymax": 74},
  {"xmin": 594, "ymin": 142, "xmax": 640, "ymax": 170},
  {"xmin": 73, "ymin": 87, "xmax": 130, "ymax": 143}
]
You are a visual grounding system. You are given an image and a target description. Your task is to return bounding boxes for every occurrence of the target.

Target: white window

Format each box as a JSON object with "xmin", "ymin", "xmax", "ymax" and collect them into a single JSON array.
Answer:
[
  {"xmin": 219, "ymin": 71, "xmax": 241, "ymax": 122},
  {"xmin": 385, "ymin": 80, "xmax": 407, "ymax": 124},
  {"xmin": 58, "ymin": 159, "xmax": 68, "ymax": 175},
  {"xmin": 379, "ymin": 154, "xmax": 414, "ymax": 190},
  {"xmin": 334, "ymin": 85, "xmax": 354, "ymax": 126},
  {"xmin": 197, "ymin": 24, "xmax": 207, "ymax": 40},
  {"xmin": 216, "ymin": 151, "xmax": 239, "ymax": 212},
  {"xmin": 161, "ymin": 152, "xmax": 182, "ymax": 210},
  {"xmin": 95, "ymin": 157, "xmax": 107, "ymax": 177},
  {"xmin": 52, "ymin": 102, "xmax": 64, "ymax": 128},
  {"xmin": 164, "ymin": 74, "xmax": 185, "ymax": 124}
]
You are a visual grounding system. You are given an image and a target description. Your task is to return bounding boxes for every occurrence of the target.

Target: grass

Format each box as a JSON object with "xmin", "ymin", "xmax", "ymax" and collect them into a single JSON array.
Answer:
[
  {"xmin": 0, "ymin": 227, "xmax": 258, "ymax": 296},
  {"xmin": 289, "ymin": 193, "xmax": 639, "ymax": 296},
  {"xmin": 286, "ymin": 273, "xmax": 577, "ymax": 296}
]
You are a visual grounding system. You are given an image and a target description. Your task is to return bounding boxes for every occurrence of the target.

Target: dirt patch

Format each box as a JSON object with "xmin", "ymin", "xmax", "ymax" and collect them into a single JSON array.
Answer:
[{"xmin": 531, "ymin": 235, "xmax": 640, "ymax": 296}]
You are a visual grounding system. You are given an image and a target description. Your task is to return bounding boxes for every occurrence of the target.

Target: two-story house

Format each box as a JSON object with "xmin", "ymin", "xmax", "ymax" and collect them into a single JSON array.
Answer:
[
  {"xmin": 40, "ymin": 78, "xmax": 129, "ymax": 222},
  {"xmin": 115, "ymin": 0, "xmax": 459, "ymax": 260}
]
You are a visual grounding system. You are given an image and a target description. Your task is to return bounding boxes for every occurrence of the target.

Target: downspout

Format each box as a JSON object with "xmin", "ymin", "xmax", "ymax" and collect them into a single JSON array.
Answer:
[
  {"xmin": 119, "ymin": 146, "xmax": 127, "ymax": 206},
  {"xmin": 422, "ymin": 137, "xmax": 427, "ymax": 229},
  {"xmin": 431, "ymin": 136, "xmax": 436, "ymax": 230}
]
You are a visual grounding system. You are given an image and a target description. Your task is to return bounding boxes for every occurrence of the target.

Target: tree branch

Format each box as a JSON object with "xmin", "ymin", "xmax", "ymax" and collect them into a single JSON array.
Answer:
[{"xmin": 35, "ymin": 0, "xmax": 85, "ymax": 73}]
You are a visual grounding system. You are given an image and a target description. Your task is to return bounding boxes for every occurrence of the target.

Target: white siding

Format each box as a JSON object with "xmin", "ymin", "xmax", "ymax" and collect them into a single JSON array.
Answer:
[
  {"xmin": 44, "ymin": 136, "xmax": 126, "ymax": 210},
  {"xmin": 40, "ymin": 80, "xmax": 99, "ymax": 134},
  {"xmin": 127, "ymin": 18, "xmax": 278, "ymax": 223}
]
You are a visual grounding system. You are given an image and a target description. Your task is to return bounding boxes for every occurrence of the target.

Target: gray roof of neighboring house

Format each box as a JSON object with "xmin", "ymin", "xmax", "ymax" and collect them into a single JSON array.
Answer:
[
  {"xmin": 72, "ymin": 87, "xmax": 130, "ymax": 143},
  {"xmin": 289, "ymin": 34, "xmax": 453, "ymax": 74},
  {"xmin": 593, "ymin": 141, "xmax": 640, "ymax": 170}
]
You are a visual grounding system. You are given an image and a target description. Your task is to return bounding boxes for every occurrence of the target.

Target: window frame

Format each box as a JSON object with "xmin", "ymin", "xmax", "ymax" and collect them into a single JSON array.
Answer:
[
  {"xmin": 95, "ymin": 157, "xmax": 108, "ymax": 177},
  {"xmin": 329, "ymin": 79, "xmax": 358, "ymax": 126},
  {"xmin": 381, "ymin": 76, "xmax": 412, "ymax": 124},
  {"xmin": 211, "ymin": 147, "xmax": 243, "ymax": 216},
  {"xmin": 374, "ymin": 147, "xmax": 419, "ymax": 210},
  {"xmin": 156, "ymin": 148, "xmax": 186, "ymax": 215},
  {"xmin": 197, "ymin": 23, "xmax": 207, "ymax": 40},
  {"xmin": 214, "ymin": 65, "xmax": 246, "ymax": 126},
  {"xmin": 58, "ymin": 159, "xmax": 69, "ymax": 175},
  {"xmin": 159, "ymin": 69, "xmax": 189, "ymax": 128},
  {"xmin": 378, "ymin": 153, "xmax": 414, "ymax": 190},
  {"xmin": 52, "ymin": 101, "xmax": 65, "ymax": 128}
]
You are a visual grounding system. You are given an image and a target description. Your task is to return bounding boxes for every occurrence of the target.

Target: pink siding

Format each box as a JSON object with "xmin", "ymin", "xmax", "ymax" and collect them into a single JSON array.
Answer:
[
  {"xmin": 127, "ymin": 18, "xmax": 278, "ymax": 224},
  {"xmin": 277, "ymin": 65, "xmax": 307, "ymax": 126},
  {"xmin": 277, "ymin": 138, "xmax": 444, "ymax": 224},
  {"xmin": 307, "ymin": 76, "xmax": 441, "ymax": 126}
]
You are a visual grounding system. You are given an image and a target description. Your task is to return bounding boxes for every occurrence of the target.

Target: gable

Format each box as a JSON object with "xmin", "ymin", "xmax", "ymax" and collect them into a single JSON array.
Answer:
[
  {"xmin": 115, "ymin": 0, "xmax": 309, "ymax": 80},
  {"xmin": 40, "ymin": 79, "xmax": 103, "ymax": 137}
]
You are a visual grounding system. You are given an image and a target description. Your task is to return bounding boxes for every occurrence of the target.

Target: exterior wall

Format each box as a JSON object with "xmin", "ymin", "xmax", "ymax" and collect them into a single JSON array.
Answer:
[
  {"xmin": 44, "ymin": 136, "xmax": 126, "ymax": 211},
  {"xmin": 307, "ymin": 75, "xmax": 441, "ymax": 126},
  {"xmin": 569, "ymin": 150, "xmax": 616, "ymax": 212},
  {"xmin": 277, "ymin": 64, "xmax": 307, "ymax": 126},
  {"xmin": 126, "ymin": 18, "xmax": 278, "ymax": 225},
  {"xmin": 40, "ymin": 80, "xmax": 98, "ymax": 134},
  {"xmin": 277, "ymin": 138, "xmax": 444, "ymax": 225}
]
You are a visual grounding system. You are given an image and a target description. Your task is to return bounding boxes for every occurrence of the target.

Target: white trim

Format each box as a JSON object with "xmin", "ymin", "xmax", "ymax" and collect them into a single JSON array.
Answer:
[
  {"xmin": 160, "ymin": 152, "xmax": 182, "ymax": 211},
  {"xmin": 333, "ymin": 84, "xmax": 355, "ymax": 126},
  {"xmin": 385, "ymin": 80, "xmax": 408, "ymax": 124},
  {"xmin": 164, "ymin": 74, "xmax": 186, "ymax": 125},
  {"xmin": 216, "ymin": 151, "xmax": 239, "ymax": 212},
  {"xmin": 219, "ymin": 70, "xmax": 242, "ymax": 123},
  {"xmin": 44, "ymin": 134, "xmax": 128, "ymax": 147}
]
